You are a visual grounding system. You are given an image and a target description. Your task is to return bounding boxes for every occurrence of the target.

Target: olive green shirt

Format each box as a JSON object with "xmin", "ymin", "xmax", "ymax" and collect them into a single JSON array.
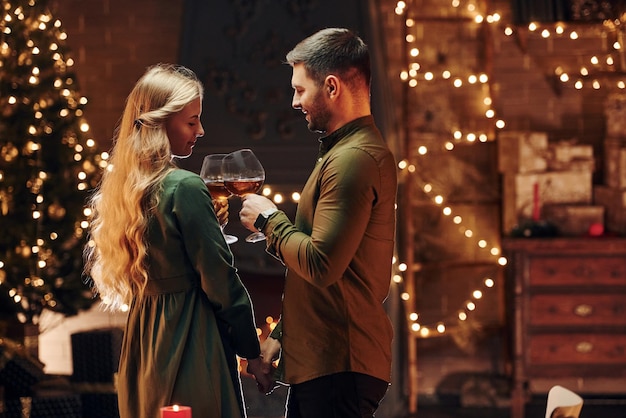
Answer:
[
  {"xmin": 264, "ymin": 116, "xmax": 397, "ymax": 385},
  {"xmin": 117, "ymin": 169, "xmax": 260, "ymax": 418}
]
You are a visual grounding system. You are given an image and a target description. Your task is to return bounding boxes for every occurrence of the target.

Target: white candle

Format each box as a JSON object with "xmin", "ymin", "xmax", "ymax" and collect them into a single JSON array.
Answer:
[{"xmin": 160, "ymin": 405, "xmax": 192, "ymax": 418}]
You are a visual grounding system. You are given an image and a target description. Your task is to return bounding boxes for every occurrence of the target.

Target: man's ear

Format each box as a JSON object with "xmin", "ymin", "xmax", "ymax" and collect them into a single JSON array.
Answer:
[{"xmin": 325, "ymin": 76, "xmax": 339, "ymax": 96}]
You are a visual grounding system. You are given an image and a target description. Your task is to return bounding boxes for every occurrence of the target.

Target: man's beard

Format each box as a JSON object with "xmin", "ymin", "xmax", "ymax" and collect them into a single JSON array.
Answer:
[{"xmin": 306, "ymin": 90, "xmax": 332, "ymax": 133}]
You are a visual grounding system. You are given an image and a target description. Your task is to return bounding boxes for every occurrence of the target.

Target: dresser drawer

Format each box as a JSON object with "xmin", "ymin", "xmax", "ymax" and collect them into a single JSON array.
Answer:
[
  {"xmin": 528, "ymin": 256, "xmax": 626, "ymax": 286},
  {"xmin": 529, "ymin": 294, "xmax": 626, "ymax": 326},
  {"xmin": 528, "ymin": 334, "xmax": 626, "ymax": 366}
]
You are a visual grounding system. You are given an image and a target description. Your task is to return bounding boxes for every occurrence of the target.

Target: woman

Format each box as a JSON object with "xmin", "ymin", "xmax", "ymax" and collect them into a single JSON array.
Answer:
[{"xmin": 84, "ymin": 64, "xmax": 269, "ymax": 418}]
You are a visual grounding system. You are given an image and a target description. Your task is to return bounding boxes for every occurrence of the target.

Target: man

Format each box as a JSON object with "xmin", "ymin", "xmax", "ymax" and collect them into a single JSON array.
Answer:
[{"xmin": 240, "ymin": 27, "xmax": 397, "ymax": 418}]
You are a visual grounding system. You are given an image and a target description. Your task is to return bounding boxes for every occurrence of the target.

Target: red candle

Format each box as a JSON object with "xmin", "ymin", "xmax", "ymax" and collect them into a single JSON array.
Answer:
[
  {"xmin": 532, "ymin": 182, "xmax": 540, "ymax": 221},
  {"xmin": 160, "ymin": 405, "xmax": 192, "ymax": 418}
]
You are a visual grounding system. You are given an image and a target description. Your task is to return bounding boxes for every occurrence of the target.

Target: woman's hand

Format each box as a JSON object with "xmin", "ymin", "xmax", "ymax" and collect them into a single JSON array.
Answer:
[
  {"xmin": 213, "ymin": 198, "xmax": 229, "ymax": 226},
  {"xmin": 246, "ymin": 356, "xmax": 276, "ymax": 394}
]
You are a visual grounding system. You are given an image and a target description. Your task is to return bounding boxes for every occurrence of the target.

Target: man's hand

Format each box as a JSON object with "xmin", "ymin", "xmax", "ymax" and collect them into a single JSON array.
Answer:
[
  {"xmin": 239, "ymin": 194, "xmax": 277, "ymax": 232},
  {"xmin": 246, "ymin": 356, "xmax": 275, "ymax": 394}
]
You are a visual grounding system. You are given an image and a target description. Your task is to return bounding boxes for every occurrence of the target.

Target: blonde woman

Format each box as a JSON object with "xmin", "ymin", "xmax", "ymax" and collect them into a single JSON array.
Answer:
[{"xmin": 84, "ymin": 64, "xmax": 270, "ymax": 418}]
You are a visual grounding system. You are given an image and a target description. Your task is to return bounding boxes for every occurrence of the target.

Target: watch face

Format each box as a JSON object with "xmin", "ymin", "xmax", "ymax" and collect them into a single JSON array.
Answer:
[{"xmin": 254, "ymin": 213, "xmax": 268, "ymax": 231}]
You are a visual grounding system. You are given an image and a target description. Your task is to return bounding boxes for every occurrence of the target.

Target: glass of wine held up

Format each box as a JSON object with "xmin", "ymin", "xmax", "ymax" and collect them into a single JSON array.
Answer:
[
  {"xmin": 221, "ymin": 149, "xmax": 266, "ymax": 243},
  {"xmin": 200, "ymin": 154, "xmax": 238, "ymax": 245}
]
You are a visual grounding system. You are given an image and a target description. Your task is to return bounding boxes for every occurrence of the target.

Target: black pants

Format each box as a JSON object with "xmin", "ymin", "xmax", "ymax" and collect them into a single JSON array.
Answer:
[{"xmin": 285, "ymin": 372, "xmax": 389, "ymax": 418}]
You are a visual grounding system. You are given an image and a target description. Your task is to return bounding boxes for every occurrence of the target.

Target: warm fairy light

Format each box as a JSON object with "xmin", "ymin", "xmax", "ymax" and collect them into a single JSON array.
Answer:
[{"xmin": 498, "ymin": 256, "xmax": 507, "ymax": 266}]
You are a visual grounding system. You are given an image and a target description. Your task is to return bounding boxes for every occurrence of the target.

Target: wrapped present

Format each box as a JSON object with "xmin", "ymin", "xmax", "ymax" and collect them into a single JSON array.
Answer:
[
  {"xmin": 503, "ymin": 171, "xmax": 593, "ymax": 233},
  {"xmin": 547, "ymin": 141, "xmax": 594, "ymax": 172},
  {"xmin": 80, "ymin": 391, "xmax": 119, "ymax": 418},
  {"xmin": 541, "ymin": 204, "xmax": 604, "ymax": 236},
  {"xmin": 604, "ymin": 93, "xmax": 626, "ymax": 139},
  {"xmin": 604, "ymin": 137, "xmax": 626, "ymax": 189},
  {"xmin": 4, "ymin": 389, "xmax": 81, "ymax": 418},
  {"xmin": 593, "ymin": 185, "xmax": 626, "ymax": 234},
  {"xmin": 71, "ymin": 328, "xmax": 123, "ymax": 384},
  {"xmin": 0, "ymin": 338, "xmax": 46, "ymax": 396},
  {"xmin": 497, "ymin": 131, "xmax": 548, "ymax": 174},
  {"xmin": 72, "ymin": 382, "xmax": 118, "ymax": 418}
]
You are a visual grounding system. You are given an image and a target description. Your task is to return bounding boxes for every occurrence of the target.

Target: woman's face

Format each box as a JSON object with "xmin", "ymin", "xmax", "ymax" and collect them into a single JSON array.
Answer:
[{"xmin": 166, "ymin": 97, "xmax": 204, "ymax": 158}]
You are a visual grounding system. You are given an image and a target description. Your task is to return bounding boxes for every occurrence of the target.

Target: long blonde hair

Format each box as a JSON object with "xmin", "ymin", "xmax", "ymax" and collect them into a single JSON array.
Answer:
[{"xmin": 84, "ymin": 64, "xmax": 204, "ymax": 308}]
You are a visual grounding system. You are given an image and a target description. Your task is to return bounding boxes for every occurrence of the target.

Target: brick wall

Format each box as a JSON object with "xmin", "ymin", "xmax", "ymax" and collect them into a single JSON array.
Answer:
[{"xmin": 50, "ymin": 0, "xmax": 184, "ymax": 149}]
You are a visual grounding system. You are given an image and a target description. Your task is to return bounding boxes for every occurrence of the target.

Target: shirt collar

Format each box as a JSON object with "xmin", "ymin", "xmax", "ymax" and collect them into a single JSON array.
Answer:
[{"xmin": 317, "ymin": 115, "xmax": 374, "ymax": 160}]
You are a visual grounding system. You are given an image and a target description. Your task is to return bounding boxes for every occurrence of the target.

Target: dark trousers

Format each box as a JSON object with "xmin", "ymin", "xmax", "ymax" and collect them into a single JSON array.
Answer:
[{"xmin": 285, "ymin": 372, "xmax": 389, "ymax": 418}]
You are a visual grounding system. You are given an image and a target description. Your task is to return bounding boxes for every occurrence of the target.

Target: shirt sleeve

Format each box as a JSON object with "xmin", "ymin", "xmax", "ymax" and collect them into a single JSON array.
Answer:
[
  {"xmin": 172, "ymin": 175, "xmax": 261, "ymax": 359},
  {"xmin": 265, "ymin": 148, "xmax": 379, "ymax": 288}
]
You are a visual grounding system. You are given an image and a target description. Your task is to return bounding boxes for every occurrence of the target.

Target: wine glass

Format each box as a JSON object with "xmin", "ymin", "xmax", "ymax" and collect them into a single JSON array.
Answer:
[
  {"xmin": 200, "ymin": 154, "xmax": 238, "ymax": 245},
  {"xmin": 221, "ymin": 149, "xmax": 266, "ymax": 243}
]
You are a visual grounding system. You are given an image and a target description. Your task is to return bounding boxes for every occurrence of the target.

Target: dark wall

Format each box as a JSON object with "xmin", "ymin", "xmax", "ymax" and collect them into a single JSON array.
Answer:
[{"xmin": 176, "ymin": 0, "xmax": 375, "ymax": 190}]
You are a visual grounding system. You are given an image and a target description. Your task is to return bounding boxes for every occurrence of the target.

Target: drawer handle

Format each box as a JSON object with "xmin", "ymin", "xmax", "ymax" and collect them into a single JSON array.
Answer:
[
  {"xmin": 575, "ymin": 341, "xmax": 594, "ymax": 353},
  {"xmin": 574, "ymin": 304, "xmax": 593, "ymax": 317}
]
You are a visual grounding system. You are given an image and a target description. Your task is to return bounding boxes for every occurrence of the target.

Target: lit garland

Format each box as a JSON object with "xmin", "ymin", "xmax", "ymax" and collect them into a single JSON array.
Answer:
[
  {"xmin": 502, "ymin": 20, "xmax": 626, "ymax": 90},
  {"xmin": 392, "ymin": 0, "xmax": 626, "ymax": 337},
  {"xmin": 392, "ymin": 0, "xmax": 508, "ymax": 338}
]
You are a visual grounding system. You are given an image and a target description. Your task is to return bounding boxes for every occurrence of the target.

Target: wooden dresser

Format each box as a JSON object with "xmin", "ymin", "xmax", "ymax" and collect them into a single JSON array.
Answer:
[{"xmin": 502, "ymin": 238, "xmax": 626, "ymax": 418}]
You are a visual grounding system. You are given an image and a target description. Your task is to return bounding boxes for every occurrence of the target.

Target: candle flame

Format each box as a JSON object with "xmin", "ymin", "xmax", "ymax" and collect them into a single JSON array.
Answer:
[{"xmin": 173, "ymin": 405, "xmax": 180, "ymax": 412}]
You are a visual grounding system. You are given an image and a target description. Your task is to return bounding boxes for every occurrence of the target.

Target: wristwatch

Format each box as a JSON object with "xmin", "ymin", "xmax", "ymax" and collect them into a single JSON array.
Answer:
[{"xmin": 254, "ymin": 208, "xmax": 278, "ymax": 231}]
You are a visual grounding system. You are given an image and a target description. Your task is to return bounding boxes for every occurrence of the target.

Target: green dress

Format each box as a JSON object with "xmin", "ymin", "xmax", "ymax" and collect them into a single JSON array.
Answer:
[{"xmin": 117, "ymin": 169, "xmax": 260, "ymax": 418}]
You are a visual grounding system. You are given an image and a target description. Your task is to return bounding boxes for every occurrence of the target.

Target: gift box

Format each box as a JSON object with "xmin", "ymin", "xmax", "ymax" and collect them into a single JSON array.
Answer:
[
  {"xmin": 541, "ymin": 204, "xmax": 604, "ymax": 236},
  {"xmin": 4, "ymin": 390, "xmax": 81, "ymax": 418},
  {"xmin": 71, "ymin": 328, "xmax": 123, "ymax": 384},
  {"xmin": 604, "ymin": 93, "xmax": 626, "ymax": 139},
  {"xmin": 497, "ymin": 131, "xmax": 548, "ymax": 174},
  {"xmin": 80, "ymin": 391, "xmax": 119, "ymax": 418},
  {"xmin": 0, "ymin": 352, "xmax": 45, "ymax": 397},
  {"xmin": 593, "ymin": 185, "xmax": 626, "ymax": 234},
  {"xmin": 604, "ymin": 137, "xmax": 626, "ymax": 189},
  {"xmin": 547, "ymin": 141, "xmax": 594, "ymax": 172},
  {"xmin": 502, "ymin": 171, "xmax": 593, "ymax": 233}
]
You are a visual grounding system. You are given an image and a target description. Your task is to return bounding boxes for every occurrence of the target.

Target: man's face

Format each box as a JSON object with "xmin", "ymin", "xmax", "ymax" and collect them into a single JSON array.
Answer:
[{"xmin": 291, "ymin": 63, "xmax": 332, "ymax": 133}]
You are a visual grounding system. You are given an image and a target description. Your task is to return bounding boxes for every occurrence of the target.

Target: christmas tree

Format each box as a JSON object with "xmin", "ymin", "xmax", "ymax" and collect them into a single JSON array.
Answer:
[{"xmin": 0, "ymin": 0, "xmax": 104, "ymax": 326}]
